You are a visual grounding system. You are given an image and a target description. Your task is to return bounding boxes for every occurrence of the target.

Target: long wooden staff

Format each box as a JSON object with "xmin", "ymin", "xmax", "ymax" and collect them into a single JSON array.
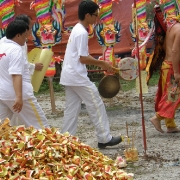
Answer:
[{"xmin": 133, "ymin": 0, "xmax": 147, "ymax": 153}]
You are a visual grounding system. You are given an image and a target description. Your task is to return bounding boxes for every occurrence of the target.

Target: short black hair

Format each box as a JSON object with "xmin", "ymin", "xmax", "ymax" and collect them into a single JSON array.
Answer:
[
  {"xmin": 6, "ymin": 20, "xmax": 29, "ymax": 39},
  {"xmin": 14, "ymin": 14, "xmax": 32, "ymax": 26},
  {"xmin": 78, "ymin": 0, "xmax": 99, "ymax": 20}
]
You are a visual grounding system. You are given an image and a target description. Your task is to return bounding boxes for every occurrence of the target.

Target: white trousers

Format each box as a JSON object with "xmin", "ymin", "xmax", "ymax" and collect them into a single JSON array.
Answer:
[
  {"xmin": 61, "ymin": 82, "xmax": 112, "ymax": 143},
  {"xmin": 0, "ymin": 96, "xmax": 49, "ymax": 129},
  {"xmin": 10, "ymin": 115, "xmax": 23, "ymax": 126}
]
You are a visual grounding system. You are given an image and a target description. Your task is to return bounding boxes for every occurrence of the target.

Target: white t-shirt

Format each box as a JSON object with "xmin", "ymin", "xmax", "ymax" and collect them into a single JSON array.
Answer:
[
  {"xmin": 60, "ymin": 23, "xmax": 92, "ymax": 86},
  {"xmin": 0, "ymin": 37, "xmax": 35, "ymax": 75},
  {"xmin": 0, "ymin": 38, "xmax": 34, "ymax": 100}
]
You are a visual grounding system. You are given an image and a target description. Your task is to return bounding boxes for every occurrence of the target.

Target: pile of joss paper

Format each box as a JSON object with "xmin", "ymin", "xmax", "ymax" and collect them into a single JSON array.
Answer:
[{"xmin": 0, "ymin": 124, "xmax": 134, "ymax": 179}]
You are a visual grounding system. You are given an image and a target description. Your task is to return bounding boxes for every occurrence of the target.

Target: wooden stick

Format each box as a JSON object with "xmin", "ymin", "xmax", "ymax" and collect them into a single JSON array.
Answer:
[
  {"xmin": 133, "ymin": 0, "xmax": 147, "ymax": 153},
  {"xmin": 132, "ymin": 131, "xmax": 134, "ymax": 148},
  {"xmin": 126, "ymin": 121, "xmax": 129, "ymax": 137}
]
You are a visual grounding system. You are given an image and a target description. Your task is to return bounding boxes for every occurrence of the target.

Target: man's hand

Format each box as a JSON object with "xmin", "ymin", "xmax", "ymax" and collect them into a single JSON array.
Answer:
[
  {"xmin": 99, "ymin": 61, "xmax": 114, "ymax": 73},
  {"xmin": 35, "ymin": 63, "xmax": 43, "ymax": 71},
  {"xmin": 13, "ymin": 97, "xmax": 23, "ymax": 113}
]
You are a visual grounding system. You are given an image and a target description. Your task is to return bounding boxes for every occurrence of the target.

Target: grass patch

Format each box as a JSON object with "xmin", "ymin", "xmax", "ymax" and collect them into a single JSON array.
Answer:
[
  {"xmin": 35, "ymin": 71, "xmax": 160, "ymax": 95},
  {"xmin": 148, "ymin": 71, "xmax": 160, "ymax": 86},
  {"xmin": 106, "ymin": 104, "xmax": 124, "ymax": 111},
  {"xmin": 120, "ymin": 71, "xmax": 160, "ymax": 91},
  {"xmin": 34, "ymin": 77, "xmax": 64, "ymax": 96}
]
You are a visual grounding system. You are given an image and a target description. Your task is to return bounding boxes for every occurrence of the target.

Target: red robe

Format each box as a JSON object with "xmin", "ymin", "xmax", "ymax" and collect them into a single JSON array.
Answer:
[{"xmin": 155, "ymin": 61, "xmax": 180, "ymax": 119}]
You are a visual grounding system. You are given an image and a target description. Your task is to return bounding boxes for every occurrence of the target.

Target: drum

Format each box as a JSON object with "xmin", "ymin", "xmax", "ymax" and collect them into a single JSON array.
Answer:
[
  {"xmin": 98, "ymin": 57, "xmax": 138, "ymax": 98},
  {"xmin": 118, "ymin": 57, "xmax": 138, "ymax": 80}
]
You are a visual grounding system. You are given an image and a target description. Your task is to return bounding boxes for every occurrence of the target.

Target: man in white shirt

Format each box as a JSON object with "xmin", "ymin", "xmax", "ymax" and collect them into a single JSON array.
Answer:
[
  {"xmin": 60, "ymin": 0, "xmax": 122, "ymax": 148},
  {"xmin": 0, "ymin": 15, "xmax": 43, "ymax": 74},
  {"xmin": 0, "ymin": 14, "xmax": 44, "ymax": 126},
  {"xmin": 0, "ymin": 20, "xmax": 49, "ymax": 129}
]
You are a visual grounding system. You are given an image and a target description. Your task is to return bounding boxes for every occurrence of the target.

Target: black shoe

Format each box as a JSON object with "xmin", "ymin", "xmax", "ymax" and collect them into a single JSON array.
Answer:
[{"xmin": 98, "ymin": 136, "xmax": 122, "ymax": 149}]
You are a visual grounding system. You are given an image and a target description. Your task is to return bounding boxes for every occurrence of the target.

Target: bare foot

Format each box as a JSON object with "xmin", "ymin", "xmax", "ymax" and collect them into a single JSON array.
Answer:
[
  {"xmin": 150, "ymin": 116, "xmax": 164, "ymax": 133},
  {"xmin": 167, "ymin": 127, "xmax": 180, "ymax": 133}
]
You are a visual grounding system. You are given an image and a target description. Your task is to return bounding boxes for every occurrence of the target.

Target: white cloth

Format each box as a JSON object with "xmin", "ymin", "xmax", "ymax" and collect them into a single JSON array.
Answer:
[
  {"xmin": 61, "ymin": 84, "xmax": 112, "ymax": 143},
  {"xmin": 22, "ymin": 43, "xmax": 35, "ymax": 75},
  {"xmin": 0, "ymin": 97, "xmax": 49, "ymax": 129},
  {"xmin": 0, "ymin": 37, "xmax": 35, "ymax": 126},
  {"xmin": 10, "ymin": 44, "xmax": 35, "ymax": 126},
  {"xmin": 0, "ymin": 37, "xmax": 35, "ymax": 75},
  {"xmin": 28, "ymin": 63, "xmax": 35, "ymax": 75},
  {"xmin": 60, "ymin": 23, "xmax": 112, "ymax": 143},
  {"xmin": 0, "ymin": 37, "xmax": 6, "ymax": 44},
  {"xmin": 60, "ymin": 23, "xmax": 91, "ymax": 86},
  {"xmin": 0, "ymin": 38, "xmax": 49, "ymax": 129},
  {"xmin": 0, "ymin": 39, "xmax": 33, "ymax": 100},
  {"xmin": 10, "ymin": 115, "xmax": 23, "ymax": 126}
]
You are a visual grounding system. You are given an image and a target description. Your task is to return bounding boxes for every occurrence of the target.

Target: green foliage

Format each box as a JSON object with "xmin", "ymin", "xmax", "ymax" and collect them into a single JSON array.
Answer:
[
  {"xmin": 120, "ymin": 79, "xmax": 136, "ymax": 92},
  {"xmin": 34, "ymin": 77, "xmax": 64, "ymax": 95},
  {"xmin": 35, "ymin": 71, "xmax": 160, "ymax": 95},
  {"xmin": 120, "ymin": 71, "xmax": 160, "ymax": 91},
  {"xmin": 148, "ymin": 71, "xmax": 160, "ymax": 86}
]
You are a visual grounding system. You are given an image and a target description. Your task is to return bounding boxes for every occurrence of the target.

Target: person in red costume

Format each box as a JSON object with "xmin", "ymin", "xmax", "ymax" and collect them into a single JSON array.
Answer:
[{"xmin": 150, "ymin": 14, "xmax": 180, "ymax": 133}]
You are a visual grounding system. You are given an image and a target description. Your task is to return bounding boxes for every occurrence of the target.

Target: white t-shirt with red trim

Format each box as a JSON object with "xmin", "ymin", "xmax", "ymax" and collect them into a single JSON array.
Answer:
[
  {"xmin": 0, "ymin": 37, "xmax": 35, "ymax": 75},
  {"xmin": 0, "ymin": 38, "xmax": 33, "ymax": 100}
]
